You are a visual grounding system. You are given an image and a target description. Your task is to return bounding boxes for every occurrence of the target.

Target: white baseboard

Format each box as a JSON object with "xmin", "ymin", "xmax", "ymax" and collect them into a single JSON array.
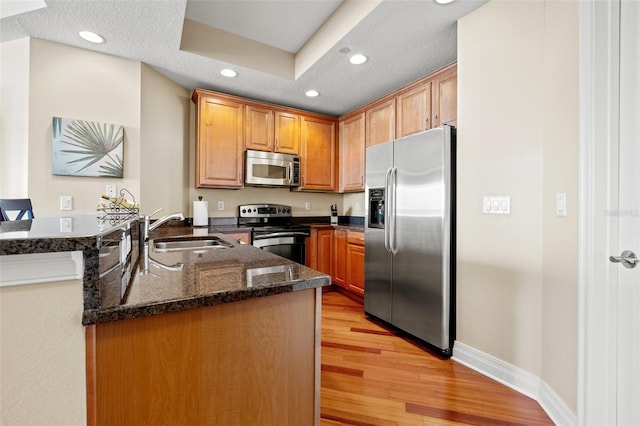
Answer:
[{"xmin": 452, "ymin": 341, "xmax": 577, "ymax": 426}]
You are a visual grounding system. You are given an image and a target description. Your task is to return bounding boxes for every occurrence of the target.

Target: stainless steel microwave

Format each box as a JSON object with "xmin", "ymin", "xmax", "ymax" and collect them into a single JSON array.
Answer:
[{"xmin": 245, "ymin": 150, "xmax": 300, "ymax": 187}]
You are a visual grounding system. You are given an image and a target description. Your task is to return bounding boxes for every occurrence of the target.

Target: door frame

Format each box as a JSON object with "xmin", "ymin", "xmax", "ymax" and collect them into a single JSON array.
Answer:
[{"xmin": 577, "ymin": 0, "xmax": 621, "ymax": 424}]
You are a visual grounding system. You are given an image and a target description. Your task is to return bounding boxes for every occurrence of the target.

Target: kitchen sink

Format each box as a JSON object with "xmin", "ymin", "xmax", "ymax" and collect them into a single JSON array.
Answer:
[{"xmin": 152, "ymin": 236, "xmax": 234, "ymax": 252}]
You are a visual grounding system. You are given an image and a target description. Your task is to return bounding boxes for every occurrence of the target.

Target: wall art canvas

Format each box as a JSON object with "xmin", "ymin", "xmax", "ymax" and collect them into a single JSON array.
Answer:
[{"xmin": 52, "ymin": 117, "xmax": 124, "ymax": 178}]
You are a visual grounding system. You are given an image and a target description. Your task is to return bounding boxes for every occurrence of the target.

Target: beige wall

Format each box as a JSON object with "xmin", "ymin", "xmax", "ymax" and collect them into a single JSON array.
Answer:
[
  {"xmin": 2, "ymin": 37, "xmax": 354, "ymax": 220},
  {"xmin": 0, "ymin": 38, "xmax": 30, "ymax": 197},
  {"xmin": 458, "ymin": 0, "xmax": 578, "ymax": 412},
  {"xmin": 540, "ymin": 0, "xmax": 579, "ymax": 411},
  {"xmin": 140, "ymin": 64, "xmax": 191, "ymax": 214},
  {"xmin": 0, "ymin": 279, "xmax": 86, "ymax": 425},
  {"xmin": 27, "ymin": 38, "xmax": 142, "ymax": 216}
]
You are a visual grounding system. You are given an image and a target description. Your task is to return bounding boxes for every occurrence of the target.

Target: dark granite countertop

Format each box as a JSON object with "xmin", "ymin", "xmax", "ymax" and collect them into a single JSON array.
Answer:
[
  {"xmin": 83, "ymin": 225, "xmax": 330, "ymax": 325},
  {"xmin": 0, "ymin": 215, "xmax": 330, "ymax": 326}
]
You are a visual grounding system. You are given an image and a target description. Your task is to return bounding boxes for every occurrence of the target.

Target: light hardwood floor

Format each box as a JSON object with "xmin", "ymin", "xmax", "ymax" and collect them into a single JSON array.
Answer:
[{"xmin": 320, "ymin": 290, "xmax": 554, "ymax": 426}]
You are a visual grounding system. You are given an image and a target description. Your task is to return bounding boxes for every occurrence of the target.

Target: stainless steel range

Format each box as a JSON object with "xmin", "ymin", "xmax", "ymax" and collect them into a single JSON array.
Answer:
[{"xmin": 238, "ymin": 204, "xmax": 310, "ymax": 264}]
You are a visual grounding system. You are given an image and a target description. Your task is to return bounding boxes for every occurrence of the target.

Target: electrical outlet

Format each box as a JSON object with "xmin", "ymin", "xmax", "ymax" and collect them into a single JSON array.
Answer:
[
  {"xmin": 305, "ymin": 202, "xmax": 311, "ymax": 211},
  {"xmin": 217, "ymin": 201, "xmax": 224, "ymax": 211},
  {"xmin": 106, "ymin": 184, "xmax": 117, "ymax": 198},
  {"xmin": 59, "ymin": 217, "xmax": 73, "ymax": 232},
  {"xmin": 60, "ymin": 196, "xmax": 73, "ymax": 211}
]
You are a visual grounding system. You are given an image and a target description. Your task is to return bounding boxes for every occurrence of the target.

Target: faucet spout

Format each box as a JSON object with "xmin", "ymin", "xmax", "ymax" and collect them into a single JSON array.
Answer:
[
  {"xmin": 149, "ymin": 212, "xmax": 185, "ymax": 232},
  {"xmin": 140, "ymin": 211, "xmax": 184, "ymax": 243}
]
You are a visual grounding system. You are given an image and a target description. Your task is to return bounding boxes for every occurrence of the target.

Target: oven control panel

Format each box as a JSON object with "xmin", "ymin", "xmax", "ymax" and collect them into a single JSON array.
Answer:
[{"xmin": 239, "ymin": 204, "xmax": 292, "ymax": 218}]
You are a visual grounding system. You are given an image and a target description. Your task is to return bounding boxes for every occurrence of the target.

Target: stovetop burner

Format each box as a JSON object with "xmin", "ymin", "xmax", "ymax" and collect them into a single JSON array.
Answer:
[{"xmin": 237, "ymin": 204, "xmax": 308, "ymax": 233}]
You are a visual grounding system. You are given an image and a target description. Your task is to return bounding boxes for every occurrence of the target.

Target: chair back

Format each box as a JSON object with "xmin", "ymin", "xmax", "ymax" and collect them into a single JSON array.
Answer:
[{"xmin": 0, "ymin": 198, "xmax": 35, "ymax": 221}]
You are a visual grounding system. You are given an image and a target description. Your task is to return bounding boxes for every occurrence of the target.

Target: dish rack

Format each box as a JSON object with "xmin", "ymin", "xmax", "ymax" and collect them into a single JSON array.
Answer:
[{"xmin": 97, "ymin": 188, "xmax": 139, "ymax": 222}]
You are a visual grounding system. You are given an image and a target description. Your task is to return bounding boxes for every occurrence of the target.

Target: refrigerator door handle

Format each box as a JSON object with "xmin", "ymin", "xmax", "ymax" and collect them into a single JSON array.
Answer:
[
  {"xmin": 390, "ymin": 167, "xmax": 398, "ymax": 256},
  {"xmin": 384, "ymin": 167, "xmax": 392, "ymax": 253}
]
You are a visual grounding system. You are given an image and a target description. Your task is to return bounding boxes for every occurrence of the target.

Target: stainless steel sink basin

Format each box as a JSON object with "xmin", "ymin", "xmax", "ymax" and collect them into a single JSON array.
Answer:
[{"xmin": 152, "ymin": 236, "xmax": 234, "ymax": 252}]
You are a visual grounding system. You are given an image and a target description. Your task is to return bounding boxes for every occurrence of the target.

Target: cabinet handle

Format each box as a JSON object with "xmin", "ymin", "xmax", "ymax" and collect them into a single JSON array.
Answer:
[
  {"xmin": 275, "ymin": 138, "xmax": 278, "ymax": 148},
  {"xmin": 425, "ymin": 118, "xmax": 429, "ymax": 129}
]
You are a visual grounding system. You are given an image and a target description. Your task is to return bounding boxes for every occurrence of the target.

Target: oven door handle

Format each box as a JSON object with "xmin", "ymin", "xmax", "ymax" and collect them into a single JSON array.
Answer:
[{"xmin": 253, "ymin": 232, "xmax": 309, "ymax": 240}]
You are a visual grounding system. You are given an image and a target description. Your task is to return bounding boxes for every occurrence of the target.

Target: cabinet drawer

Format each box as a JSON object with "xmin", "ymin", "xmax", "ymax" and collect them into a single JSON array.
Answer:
[{"xmin": 346, "ymin": 231, "xmax": 364, "ymax": 246}]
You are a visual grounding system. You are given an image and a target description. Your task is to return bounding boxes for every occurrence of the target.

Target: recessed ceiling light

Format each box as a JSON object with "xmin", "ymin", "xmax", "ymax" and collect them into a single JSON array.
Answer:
[
  {"xmin": 434, "ymin": 0, "xmax": 456, "ymax": 4},
  {"xmin": 305, "ymin": 90, "xmax": 319, "ymax": 98},
  {"xmin": 349, "ymin": 54, "xmax": 368, "ymax": 65},
  {"xmin": 78, "ymin": 31, "xmax": 105, "ymax": 44},
  {"xmin": 220, "ymin": 69, "xmax": 237, "ymax": 78}
]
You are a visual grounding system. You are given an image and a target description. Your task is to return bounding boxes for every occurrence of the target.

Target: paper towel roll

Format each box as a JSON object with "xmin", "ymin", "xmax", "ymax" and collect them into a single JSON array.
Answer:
[{"xmin": 193, "ymin": 200, "xmax": 208, "ymax": 227}]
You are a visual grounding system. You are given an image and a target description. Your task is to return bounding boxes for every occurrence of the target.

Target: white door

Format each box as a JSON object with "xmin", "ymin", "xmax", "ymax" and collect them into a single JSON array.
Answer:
[
  {"xmin": 579, "ymin": 0, "xmax": 640, "ymax": 424},
  {"xmin": 615, "ymin": 0, "xmax": 639, "ymax": 423}
]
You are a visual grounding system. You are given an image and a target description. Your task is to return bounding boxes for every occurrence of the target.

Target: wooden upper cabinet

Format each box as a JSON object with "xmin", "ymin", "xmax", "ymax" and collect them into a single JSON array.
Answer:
[
  {"xmin": 245, "ymin": 105, "xmax": 274, "ymax": 152},
  {"xmin": 300, "ymin": 116, "xmax": 336, "ymax": 191},
  {"xmin": 431, "ymin": 65, "xmax": 457, "ymax": 128},
  {"xmin": 245, "ymin": 106, "xmax": 300, "ymax": 155},
  {"xmin": 274, "ymin": 111, "xmax": 300, "ymax": 154},
  {"xmin": 366, "ymin": 98, "xmax": 396, "ymax": 147},
  {"xmin": 397, "ymin": 82, "xmax": 432, "ymax": 138},
  {"xmin": 194, "ymin": 92, "xmax": 244, "ymax": 188},
  {"xmin": 339, "ymin": 112, "xmax": 365, "ymax": 192}
]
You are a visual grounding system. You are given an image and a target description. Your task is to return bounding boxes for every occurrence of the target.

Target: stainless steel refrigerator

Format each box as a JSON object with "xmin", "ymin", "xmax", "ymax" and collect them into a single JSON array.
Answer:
[{"xmin": 364, "ymin": 125, "xmax": 455, "ymax": 356}]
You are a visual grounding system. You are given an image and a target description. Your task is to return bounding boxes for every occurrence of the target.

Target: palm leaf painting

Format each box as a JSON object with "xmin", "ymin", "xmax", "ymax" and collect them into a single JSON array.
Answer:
[{"xmin": 52, "ymin": 117, "xmax": 124, "ymax": 178}]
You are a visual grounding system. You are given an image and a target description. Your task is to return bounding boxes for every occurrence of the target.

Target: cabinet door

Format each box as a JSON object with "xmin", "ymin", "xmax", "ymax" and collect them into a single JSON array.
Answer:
[
  {"xmin": 339, "ymin": 113, "xmax": 365, "ymax": 192},
  {"xmin": 316, "ymin": 229, "xmax": 333, "ymax": 277},
  {"xmin": 432, "ymin": 66, "xmax": 457, "ymax": 128},
  {"xmin": 366, "ymin": 98, "xmax": 396, "ymax": 147},
  {"xmin": 274, "ymin": 111, "xmax": 300, "ymax": 154},
  {"xmin": 397, "ymin": 82, "xmax": 432, "ymax": 137},
  {"xmin": 196, "ymin": 96, "xmax": 244, "ymax": 188},
  {"xmin": 347, "ymin": 241, "xmax": 365, "ymax": 296},
  {"xmin": 333, "ymin": 229, "xmax": 347, "ymax": 288},
  {"xmin": 300, "ymin": 117, "xmax": 336, "ymax": 191},
  {"xmin": 245, "ymin": 105, "xmax": 274, "ymax": 152}
]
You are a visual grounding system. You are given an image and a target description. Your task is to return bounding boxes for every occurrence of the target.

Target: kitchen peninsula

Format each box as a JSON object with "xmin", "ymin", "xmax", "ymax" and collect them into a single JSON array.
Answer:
[{"xmin": 0, "ymin": 215, "xmax": 330, "ymax": 425}]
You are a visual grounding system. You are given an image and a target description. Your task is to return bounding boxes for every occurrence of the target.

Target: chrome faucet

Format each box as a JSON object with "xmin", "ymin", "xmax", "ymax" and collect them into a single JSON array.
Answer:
[{"xmin": 140, "ymin": 209, "xmax": 184, "ymax": 243}]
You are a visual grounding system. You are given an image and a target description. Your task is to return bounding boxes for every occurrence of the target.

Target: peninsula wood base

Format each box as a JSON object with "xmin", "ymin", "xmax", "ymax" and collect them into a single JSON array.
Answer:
[{"xmin": 86, "ymin": 289, "xmax": 321, "ymax": 425}]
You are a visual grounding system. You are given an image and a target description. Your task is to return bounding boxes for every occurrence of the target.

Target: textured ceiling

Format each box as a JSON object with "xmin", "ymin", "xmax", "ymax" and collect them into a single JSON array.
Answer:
[{"xmin": 0, "ymin": 0, "xmax": 487, "ymax": 116}]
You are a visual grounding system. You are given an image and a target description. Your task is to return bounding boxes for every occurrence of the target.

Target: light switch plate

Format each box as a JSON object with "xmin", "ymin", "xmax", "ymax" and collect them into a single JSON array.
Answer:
[
  {"xmin": 483, "ymin": 196, "xmax": 511, "ymax": 215},
  {"xmin": 556, "ymin": 193, "xmax": 567, "ymax": 217},
  {"xmin": 60, "ymin": 196, "xmax": 72, "ymax": 211}
]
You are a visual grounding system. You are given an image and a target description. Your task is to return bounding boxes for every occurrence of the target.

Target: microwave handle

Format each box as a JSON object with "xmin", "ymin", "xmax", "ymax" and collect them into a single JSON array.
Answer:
[{"xmin": 288, "ymin": 162, "xmax": 293, "ymax": 184}]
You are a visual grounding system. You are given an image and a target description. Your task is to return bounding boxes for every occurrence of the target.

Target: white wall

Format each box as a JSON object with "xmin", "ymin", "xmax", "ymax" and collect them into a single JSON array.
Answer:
[
  {"xmin": 0, "ymin": 279, "xmax": 86, "ymax": 425},
  {"xmin": 458, "ymin": 0, "xmax": 578, "ymax": 412},
  {"xmin": 0, "ymin": 38, "xmax": 30, "ymax": 197}
]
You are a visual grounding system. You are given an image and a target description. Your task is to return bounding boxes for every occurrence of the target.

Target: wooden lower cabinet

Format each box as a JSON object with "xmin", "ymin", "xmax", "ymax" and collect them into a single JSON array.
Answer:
[
  {"xmin": 85, "ymin": 290, "xmax": 321, "ymax": 425},
  {"xmin": 333, "ymin": 228, "xmax": 347, "ymax": 288},
  {"xmin": 346, "ymin": 231, "xmax": 365, "ymax": 296},
  {"xmin": 306, "ymin": 227, "xmax": 364, "ymax": 299}
]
